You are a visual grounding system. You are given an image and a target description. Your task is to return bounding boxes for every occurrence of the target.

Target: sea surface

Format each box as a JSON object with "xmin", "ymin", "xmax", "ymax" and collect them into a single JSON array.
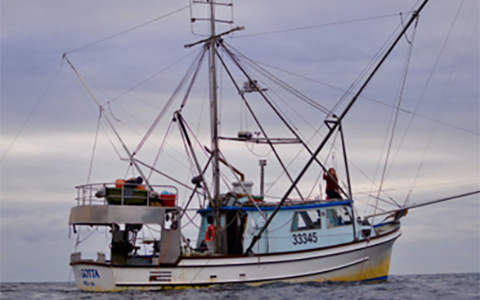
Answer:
[{"xmin": 1, "ymin": 273, "xmax": 479, "ymax": 300}]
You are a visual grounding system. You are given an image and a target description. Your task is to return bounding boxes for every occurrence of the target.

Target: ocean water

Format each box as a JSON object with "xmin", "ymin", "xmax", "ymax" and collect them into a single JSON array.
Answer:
[{"xmin": 1, "ymin": 273, "xmax": 479, "ymax": 300}]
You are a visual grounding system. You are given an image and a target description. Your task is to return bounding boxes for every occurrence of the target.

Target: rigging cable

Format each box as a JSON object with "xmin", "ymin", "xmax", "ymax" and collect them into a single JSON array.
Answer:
[
  {"xmin": 227, "ymin": 43, "xmax": 331, "ymax": 115},
  {"xmin": 108, "ymin": 49, "xmax": 199, "ymax": 105},
  {"xmin": 306, "ymin": 130, "xmax": 340, "ymax": 199},
  {"xmin": 217, "ymin": 45, "xmax": 305, "ymax": 199},
  {"xmin": 404, "ymin": 0, "xmax": 469, "ymax": 206},
  {"xmin": 374, "ymin": 15, "xmax": 419, "ymax": 205},
  {"xmin": 1, "ymin": 61, "xmax": 64, "ymax": 163},
  {"xmin": 65, "ymin": 5, "xmax": 190, "ymax": 54},
  {"xmin": 329, "ymin": 21, "xmax": 403, "ymax": 116},
  {"xmin": 386, "ymin": 2, "xmax": 479, "ymax": 182},
  {"xmin": 247, "ymin": 58, "xmax": 479, "ymax": 136},
  {"xmin": 179, "ymin": 45, "xmax": 209, "ymax": 110},
  {"xmin": 147, "ymin": 120, "xmax": 175, "ymax": 181},
  {"xmin": 87, "ymin": 110, "xmax": 103, "ymax": 184},
  {"xmin": 233, "ymin": 12, "xmax": 410, "ymax": 39},
  {"xmin": 182, "ymin": 118, "xmax": 233, "ymax": 190},
  {"xmin": 134, "ymin": 46, "xmax": 208, "ymax": 155}
]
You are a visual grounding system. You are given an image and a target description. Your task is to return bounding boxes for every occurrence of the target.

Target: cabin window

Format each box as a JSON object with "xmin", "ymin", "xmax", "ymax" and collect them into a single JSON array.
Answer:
[
  {"xmin": 326, "ymin": 208, "xmax": 351, "ymax": 228},
  {"xmin": 291, "ymin": 210, "xmax": 321, "ymax": 231}
]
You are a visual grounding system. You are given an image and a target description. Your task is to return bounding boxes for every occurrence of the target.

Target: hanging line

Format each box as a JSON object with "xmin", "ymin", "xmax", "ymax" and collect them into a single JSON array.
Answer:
[
  {"xmin": 388, "ymin": 0, "xmax": 469, "ymax": 186},
  {"xmin": 87, "ymin": 110, "xmax": 103, "ymax": 184},
  {"xmin": 106, "ymin": 101, "xmax": 121, "ymax": 122},
  {"xmin": 404, "ymin": 0, "xmax": 468, "ymax": 207},
  {"xmin": 363, "ymin": 15, "xmax": 419, "ymax": 215},
  {"xmin": 387, "ymin": 0, "xmax": 477, "ymax": 182},
  {"xmin": 400, "ymin": 12, "xmax": 413, "ymax": 44},
  {"xmin": 133, "ymin": 46, "xmax": 207, "ymax": 155},
  {"xmin": 1, "ymin": 60, "xmax": 64, "ymax": 163},
  {"xmin": 65, "ymin": 5, "xmax": 190, "ymax": 54},
  {"xmin": 374, "ymin": 14, "xmax": 419, "ymax": 204}
]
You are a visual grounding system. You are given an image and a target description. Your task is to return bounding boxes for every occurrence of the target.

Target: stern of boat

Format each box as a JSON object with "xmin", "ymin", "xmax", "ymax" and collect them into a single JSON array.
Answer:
[{"xmin": 70, "ymin": 256, "xmax": 116, "ymax": 292}]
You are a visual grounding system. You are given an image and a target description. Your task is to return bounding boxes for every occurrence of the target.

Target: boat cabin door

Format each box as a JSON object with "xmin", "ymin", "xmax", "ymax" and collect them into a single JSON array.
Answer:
[{"xmin": 223, "ymin": 211, "xmax": 247, "ymax": 255}]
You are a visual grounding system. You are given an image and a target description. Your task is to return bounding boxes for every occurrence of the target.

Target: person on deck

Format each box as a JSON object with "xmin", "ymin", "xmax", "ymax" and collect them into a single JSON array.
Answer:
[{"xmin": 323, "ymin": 168, "xmax": 342, "ymax": 200}]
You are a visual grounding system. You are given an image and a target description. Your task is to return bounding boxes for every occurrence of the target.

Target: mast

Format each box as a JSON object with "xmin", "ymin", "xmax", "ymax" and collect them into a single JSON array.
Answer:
[
  {"xmin": 208, "ymin": 0, "xmax": 224, "ymax": 254},
  {"xmin": 186, "ymin": 1, "xmax": 241, "ymax": 255}
]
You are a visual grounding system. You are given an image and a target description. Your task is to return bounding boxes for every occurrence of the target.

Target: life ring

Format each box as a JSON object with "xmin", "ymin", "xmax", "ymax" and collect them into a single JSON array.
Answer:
[{"xmin": 205, "ymin": 224, "xmax": 216, "ymax": 241}]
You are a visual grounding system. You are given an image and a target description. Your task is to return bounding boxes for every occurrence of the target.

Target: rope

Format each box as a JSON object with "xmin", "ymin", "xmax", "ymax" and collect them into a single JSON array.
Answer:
[
  {"xmin": 75, "ymin": 227, "xmax": 98, "ymax": 246},
  {"xmin": 181, "ymin": 211, "xmax": 201, "ymax": 230},
  {"xmin": 65, "ymin": 5, "xmax": 190, "ymax": 54}
]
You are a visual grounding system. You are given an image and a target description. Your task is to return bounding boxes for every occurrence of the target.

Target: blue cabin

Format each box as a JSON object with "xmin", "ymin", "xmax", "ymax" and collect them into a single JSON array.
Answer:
[{"xmin": 196, "ymin": 199, "xmax": 376, "ymax": 255}]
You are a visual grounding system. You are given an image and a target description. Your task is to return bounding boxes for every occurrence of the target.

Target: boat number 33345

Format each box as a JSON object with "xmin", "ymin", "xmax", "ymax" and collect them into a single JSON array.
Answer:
[{"xmin": 292, "ymin": 232, "xmax": 318, "ymax": 245}]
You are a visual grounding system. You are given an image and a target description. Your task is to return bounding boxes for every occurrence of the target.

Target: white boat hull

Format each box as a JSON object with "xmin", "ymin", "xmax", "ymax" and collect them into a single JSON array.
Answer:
[{"xmin": 71, "ymin": 228, "xmax": 400, "ymax": 291}]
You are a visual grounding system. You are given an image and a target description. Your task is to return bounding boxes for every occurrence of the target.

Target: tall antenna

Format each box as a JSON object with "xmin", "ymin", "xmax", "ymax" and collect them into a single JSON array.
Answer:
[{"xmin": 189, "ymin": 0, "xmax": 234, "ymax": 36}]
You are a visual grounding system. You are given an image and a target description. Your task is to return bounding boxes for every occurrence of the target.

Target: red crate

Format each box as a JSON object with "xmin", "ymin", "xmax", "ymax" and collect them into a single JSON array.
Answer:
[{"xmin": 160, "ymin": 194, "xmax": 176, "ymax": 207}]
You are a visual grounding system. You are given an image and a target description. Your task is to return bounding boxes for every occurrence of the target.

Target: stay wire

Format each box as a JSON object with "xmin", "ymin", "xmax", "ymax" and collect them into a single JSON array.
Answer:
[
  {"xmin": 390, "ymin": 0, "xmax": 469, "ymax": 179},
  {"xmin": 385, "ymin": 3, "xmax": 477, "ymax": 181},
  {"xmin": 404, "ymin": 0, "xmax": 468, "ymax": 206},
  {"xmin": 87, "ymin": 110, "xmax": 103, "ymax": 184},
  {"xmin": 134, "ymin": 47, "xmax": 207, "ymax": 155},
  {"xmin": 108, "ymin": 49, "xmax": 199, "ymax": 105},
  {"xmin": 218, "ymin": 45, "xmax": 305, "ymax": 199},
  {"xmin": 330, "ymin": 21, "xmax": 403, "ymax": 115},
  {"xmin": 233, "ymin": 12, "xmax": 409, "ymax": 39},
  {"xmin": 247, "ymin": 59, "xmax": 478, "ymax": 136},
  {"xmin": 225, "ymin": 43, "xmax": 331, "ymax": 115},
  {"xmin": 374, "ymin": 15, "xmax": 418, "ymax": 205},
  {"xmin": 179, "ymin": 45, "xmax": 209, "ymax": 110},
  {"xmin": 243, "ymin": 57, "xmax": 330, "ymax": 115},
  {"xmin": 65, "ymin": 5, "xmax": 190, "ymax": 54},
  {"xmin": 1, "ymin": 61, "xmax": 64, "ymax": 163},
  {"xmin": 147, "ymin": 120, "xmax": 175, "ymax": 181}
]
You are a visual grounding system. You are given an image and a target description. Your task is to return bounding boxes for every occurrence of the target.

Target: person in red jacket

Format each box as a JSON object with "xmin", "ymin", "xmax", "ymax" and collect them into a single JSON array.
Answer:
[{"xmin": 323, "ymin": 168, "xmax": 342, "ymax": 199}]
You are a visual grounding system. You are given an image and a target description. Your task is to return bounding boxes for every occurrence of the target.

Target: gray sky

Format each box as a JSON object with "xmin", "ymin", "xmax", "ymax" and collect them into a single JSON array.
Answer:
[{"xmin": 1, "ymin": 0, "xmax": 479, "ymax": 282}]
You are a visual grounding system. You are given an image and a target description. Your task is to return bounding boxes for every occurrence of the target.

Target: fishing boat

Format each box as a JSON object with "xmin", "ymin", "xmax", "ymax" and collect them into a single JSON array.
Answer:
[{"xmin": 67, "ymin": 0, "xmax": 478, "ymax": 291}]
